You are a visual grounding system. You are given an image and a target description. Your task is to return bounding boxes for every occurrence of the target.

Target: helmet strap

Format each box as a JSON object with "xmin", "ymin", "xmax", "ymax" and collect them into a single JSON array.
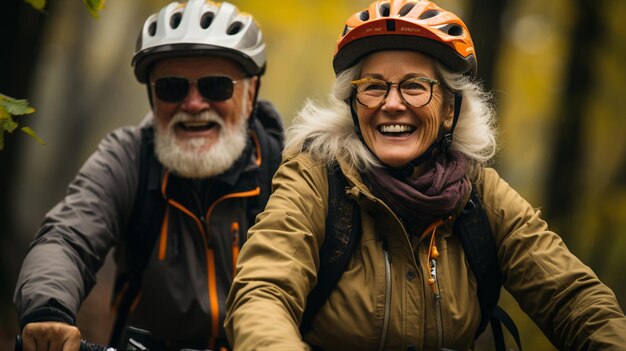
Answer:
[
  {"xmin": 402, "ymin": 92, "xmax": 462, "ymax": 173},
  {"xmin": 349, "ymin": 94, "xmax": 364, "ymax": 139},
  {"xmin": 247, "ymin": 76, "xmax": 262, "ymax": 128},
  {"xmin": 440, "ymin": 92, "xmax": 462, "ymax": 154},
  {"xmin": 146, "ymin": 82, "xmax": 155, "ymax": 110}
]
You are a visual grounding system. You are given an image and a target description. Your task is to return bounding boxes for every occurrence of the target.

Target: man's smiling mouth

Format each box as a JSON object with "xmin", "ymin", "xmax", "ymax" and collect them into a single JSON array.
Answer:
[{"xmin": 177, "ymin": 120, "xmax": 220, "ymax": 131}]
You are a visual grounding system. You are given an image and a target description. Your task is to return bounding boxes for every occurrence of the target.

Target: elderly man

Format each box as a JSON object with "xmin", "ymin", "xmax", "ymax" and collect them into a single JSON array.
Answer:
[{"xmin": 13, "ymin": 1, "xmax": 283, "ymax": 350}]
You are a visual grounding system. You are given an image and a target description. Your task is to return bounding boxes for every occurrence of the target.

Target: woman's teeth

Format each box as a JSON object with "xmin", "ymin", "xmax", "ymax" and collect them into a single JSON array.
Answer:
[{"xmin": 379, "ymin": 124, "xmax": 415, "ymax": 134}]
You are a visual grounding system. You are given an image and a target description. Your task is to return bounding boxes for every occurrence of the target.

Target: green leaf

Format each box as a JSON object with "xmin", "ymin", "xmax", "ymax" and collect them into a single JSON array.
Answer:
[
  {"xmin": 21, "ymin": 126, "xmax": 45, "ymax": 145},
  {"xmin": 1, "ymin": 116, "xmax": 19, "ymax": 134},
  {"xmin": 0, "ymin": 94, "xmax": 43, "ymax": 150},
  {"xmin": 24, "ymin": 0, "xmax": 46, "ymax": 11},
  {"xmin": 0, "ymin": 94, "xmax": 36, "ymax": 116},
  {"xmin": 83, "ymin": 0, "xmax": 106, "ymax": 19}
]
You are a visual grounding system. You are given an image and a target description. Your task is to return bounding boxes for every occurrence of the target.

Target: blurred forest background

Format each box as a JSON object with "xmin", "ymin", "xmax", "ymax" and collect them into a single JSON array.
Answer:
[{"xmin": 2, "ymin": 0, "xmax": 625, "ymax": 350}]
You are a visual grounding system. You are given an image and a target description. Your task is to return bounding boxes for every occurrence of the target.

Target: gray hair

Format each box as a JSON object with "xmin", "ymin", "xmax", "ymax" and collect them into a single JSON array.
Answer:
[{"xmin": 284, "ymin": 59, "xmax": 498, "ymax": 174}]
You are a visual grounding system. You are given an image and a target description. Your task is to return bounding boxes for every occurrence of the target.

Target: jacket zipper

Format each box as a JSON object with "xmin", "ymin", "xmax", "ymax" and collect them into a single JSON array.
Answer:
[
  {"xmin": 418, "ymin": 217, "xmax": 448, "ymax": 350},
  {"xmin": 160, "ymin": 170, "xmax": 261, "ymax": 345},
  {"xmin": 231, "ymin": 221, "xmax": 240, "ymax": 277},
  {"xmin": 203, "ymin": 187, "xmax": 260, "ymax": 341},
  {"xmin": 377, "ymin": 242, "xmax": 392, "ymax": 351},
  {"xmin": 430, "ymin": 258, "xmax": 444, "ymax": 349}
]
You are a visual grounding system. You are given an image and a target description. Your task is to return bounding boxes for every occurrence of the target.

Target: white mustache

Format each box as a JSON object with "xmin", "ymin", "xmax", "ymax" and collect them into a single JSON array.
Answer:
[{"xmin": 169, "ymin": 110, "xmax": 224, "ymax": 128}]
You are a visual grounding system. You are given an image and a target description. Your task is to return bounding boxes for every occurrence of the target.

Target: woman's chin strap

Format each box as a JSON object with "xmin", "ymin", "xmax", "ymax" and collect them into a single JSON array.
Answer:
[
  {"xmin": 407, "ymin": 92, "xmax": 463, "ymax": 165},
  {"xmin": 441, "ymin": 92, "xmax": 463, "ymax": 153},
  {"xmin": 349, "ymin": 93, "xmax": 463, "ymax": 178},
  {"xmin": 397, "ymin": 92, "xmax": 462, "ymax": 177}
]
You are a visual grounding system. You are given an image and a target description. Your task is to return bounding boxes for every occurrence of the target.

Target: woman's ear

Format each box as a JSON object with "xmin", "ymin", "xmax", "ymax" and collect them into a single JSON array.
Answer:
[{"xmin": 442, "ymin": 101, "xmax": 455, "ymax": 130}]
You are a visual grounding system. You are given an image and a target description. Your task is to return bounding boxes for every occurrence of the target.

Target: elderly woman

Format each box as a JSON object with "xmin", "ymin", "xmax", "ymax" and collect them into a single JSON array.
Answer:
[{"xmin": 225, "ymin": 0, "xmax": 626, "ymax": 350}]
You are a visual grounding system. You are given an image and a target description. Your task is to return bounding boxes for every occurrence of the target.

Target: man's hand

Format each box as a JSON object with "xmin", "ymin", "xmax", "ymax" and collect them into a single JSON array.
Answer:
[{"xmin": 21, "ymin": 322, "xmax": 81, "ymax": 351}]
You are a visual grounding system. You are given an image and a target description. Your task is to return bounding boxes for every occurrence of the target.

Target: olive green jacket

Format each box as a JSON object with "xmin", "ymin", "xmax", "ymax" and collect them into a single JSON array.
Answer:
[{"xmin": 225, "ymin": 153, "xmax": 626, "ymax": 350}]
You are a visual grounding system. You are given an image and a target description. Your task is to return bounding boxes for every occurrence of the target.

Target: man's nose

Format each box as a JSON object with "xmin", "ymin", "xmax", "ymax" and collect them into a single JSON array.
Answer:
[{"xmin": 180, "ymin": 83, "xmax": 210, "ymax": 113}]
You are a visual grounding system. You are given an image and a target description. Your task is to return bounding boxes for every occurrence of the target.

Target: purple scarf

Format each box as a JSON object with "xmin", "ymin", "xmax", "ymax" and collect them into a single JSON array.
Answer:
[{"xmin": 365, "ymin": 151, "xmax": 470, "ymax": 236}]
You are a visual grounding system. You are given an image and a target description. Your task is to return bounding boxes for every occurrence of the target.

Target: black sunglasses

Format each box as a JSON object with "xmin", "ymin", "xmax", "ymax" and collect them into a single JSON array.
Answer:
[{"xmin": 151, "ymin": 76, "xmax": 239, "ymax": 103}]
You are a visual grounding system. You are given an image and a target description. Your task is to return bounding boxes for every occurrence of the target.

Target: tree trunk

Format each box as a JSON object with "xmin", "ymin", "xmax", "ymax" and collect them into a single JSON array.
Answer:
[
  {"xmin": 0, "ymin": 0, "xmax": 50, "ymax": 343},
  {"xmin": 466, "ymin": 0, "xmax": 509, "ymax": 92},
  {"xmin": 544, "ymin": 0, "xmax": 598, "ymax": 237}
]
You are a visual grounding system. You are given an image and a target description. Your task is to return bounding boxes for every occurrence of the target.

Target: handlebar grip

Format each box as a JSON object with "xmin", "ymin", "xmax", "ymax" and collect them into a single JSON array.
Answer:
[{"xmin": 15, "ymin": 334, "xmax": 112, "ymax": 351}]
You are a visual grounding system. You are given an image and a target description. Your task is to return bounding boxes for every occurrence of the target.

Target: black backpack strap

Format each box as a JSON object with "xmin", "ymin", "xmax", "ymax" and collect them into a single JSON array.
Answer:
[
  {"xmin": 491, "ymin": 306, "xmax": 523, "ymax": 351},
  {"xmin": 454, "ymin": 186, "xmax": 522, "ymax": 351},
  {"xmin": 299, "ymin": 162, "xmax": 361, "ymax": 335},
  {"xmin": 455, "ymin": 187, "xmax": 502, "ymax": 336},
  {"xmin": 109, "ymin": 126, "xmax": 166, "ymax": 347},
  {"xmin": 250, "ymin": 103, "xmax": 283, "ymax": 211}
]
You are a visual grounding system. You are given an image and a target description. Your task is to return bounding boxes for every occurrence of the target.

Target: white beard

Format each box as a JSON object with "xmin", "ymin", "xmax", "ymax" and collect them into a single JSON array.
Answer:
[{"xmin": 154, "ymin": 107, "xmax": 250, "ymax": 179}]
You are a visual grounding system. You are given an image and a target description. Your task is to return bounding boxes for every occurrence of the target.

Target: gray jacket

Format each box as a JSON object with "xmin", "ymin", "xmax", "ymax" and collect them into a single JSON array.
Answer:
[{"xmin": 14, "ymin": 101, "xmax": 283, "ymax": 347}]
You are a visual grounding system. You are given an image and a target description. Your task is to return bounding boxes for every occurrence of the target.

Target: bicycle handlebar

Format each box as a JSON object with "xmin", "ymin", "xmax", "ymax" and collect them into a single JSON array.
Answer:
[
  {"xmin": 14, "ymin": 332, "xmax": 212, "ymax": 351},
  {"xmin": 15, "ymin": 331, "xmax": 454, "ymax": 351},
  {"xmin": 15, "ymin": 334, "xmax": 113, "ymax": 351}
]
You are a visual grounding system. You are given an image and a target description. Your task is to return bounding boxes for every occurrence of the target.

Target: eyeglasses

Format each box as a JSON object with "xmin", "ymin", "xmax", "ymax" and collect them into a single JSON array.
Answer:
[
  {"xmin": 151, "ymin": 76, "xmax": 239, "ymax": 103},
  {"xmin": 351, "ymin": 76, "xmax": 439, "ymax": 108}
]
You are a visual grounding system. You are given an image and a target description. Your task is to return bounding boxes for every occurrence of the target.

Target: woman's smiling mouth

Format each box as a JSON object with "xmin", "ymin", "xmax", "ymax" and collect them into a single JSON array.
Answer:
[{"xmin": 378, "ymin": 124, "xmax": 416, "ymax": 136}]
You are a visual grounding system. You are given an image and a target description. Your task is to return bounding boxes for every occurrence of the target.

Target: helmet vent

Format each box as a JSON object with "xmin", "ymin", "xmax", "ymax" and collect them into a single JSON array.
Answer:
[
  {"xmin": 442, "ymin": 24, "xmax": 463, "ymax": 36},
  {"xmin": 200, "ymin": 12, "xmax": 214, "ymax": 29},
  {"xmin": 379, "ymin": 2, "xmax": 390, "ymax": 17},
  {"xmin": 359, "ymin": 10, "xmax": 370, "ymax": 21},
  {"xmin": 227, "ymin": 21, "xmax": 244, "ymax": 35},
  {"xmin": 170, "ymin": 12, "xmax": 182, "ymax": 29},
  {"xmin": 341, "ymin": 25, "xmax": 350, "ymax": 37},
  {"xmin": 419, "ymin": 9, "xmax": 440, "ymax": 20},
  {"xmin": 399, "ymin": 3, "xmax": 416, "ymax": 17},
  {"xmin": 148, "ymin": 21, "xmax": 157, "ymax": 36}
]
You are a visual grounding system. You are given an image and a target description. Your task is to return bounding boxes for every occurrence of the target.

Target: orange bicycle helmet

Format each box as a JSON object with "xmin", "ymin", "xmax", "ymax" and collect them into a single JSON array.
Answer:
[{"xmin": 333, "ymin": 0, "xmax": 476, "ymax": 76}]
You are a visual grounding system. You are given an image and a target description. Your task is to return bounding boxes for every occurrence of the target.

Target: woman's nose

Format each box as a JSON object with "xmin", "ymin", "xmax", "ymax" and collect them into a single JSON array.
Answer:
[{"xmin": 381, "ymin": 85, "xmax": 407, "ymax": 112}]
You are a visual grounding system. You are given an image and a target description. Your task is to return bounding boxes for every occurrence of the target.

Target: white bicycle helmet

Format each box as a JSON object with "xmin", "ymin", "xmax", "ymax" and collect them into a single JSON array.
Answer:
[{"xmin": 132, "ymin": 0, "xmax": 266, "ymax": 83}]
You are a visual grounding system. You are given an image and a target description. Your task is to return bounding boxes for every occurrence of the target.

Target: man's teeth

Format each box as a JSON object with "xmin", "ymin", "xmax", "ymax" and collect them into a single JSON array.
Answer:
[
  {"xmin": 379, "ymin": 124, "xmax": 415, "ymax": 133},
  {"xmin": 182, "ymin": 121, "xmax": 210, "ymax": 127},
  {"xmin": 178, "ymin": 121, "xmax": 220, "ymax": 130}
]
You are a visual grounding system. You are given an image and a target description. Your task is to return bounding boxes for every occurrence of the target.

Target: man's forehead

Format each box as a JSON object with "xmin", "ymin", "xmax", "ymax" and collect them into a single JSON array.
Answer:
[{"xmin": 150, "ymin": 55, "xmax": 246, "ymax": 77}]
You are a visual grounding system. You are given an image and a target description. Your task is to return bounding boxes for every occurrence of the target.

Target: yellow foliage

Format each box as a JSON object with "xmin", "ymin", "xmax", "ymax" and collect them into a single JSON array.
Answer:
[
  {"xmin": 82, "ymin": 0, "xmax": 107, "ymax": 18},
  {"xmin": 225, "ymin": 0, "xmax": 371, "ymax": 123},
  {"xmin": 25, "ymin": 0, "xmax": 46, "ymax": 11}
]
